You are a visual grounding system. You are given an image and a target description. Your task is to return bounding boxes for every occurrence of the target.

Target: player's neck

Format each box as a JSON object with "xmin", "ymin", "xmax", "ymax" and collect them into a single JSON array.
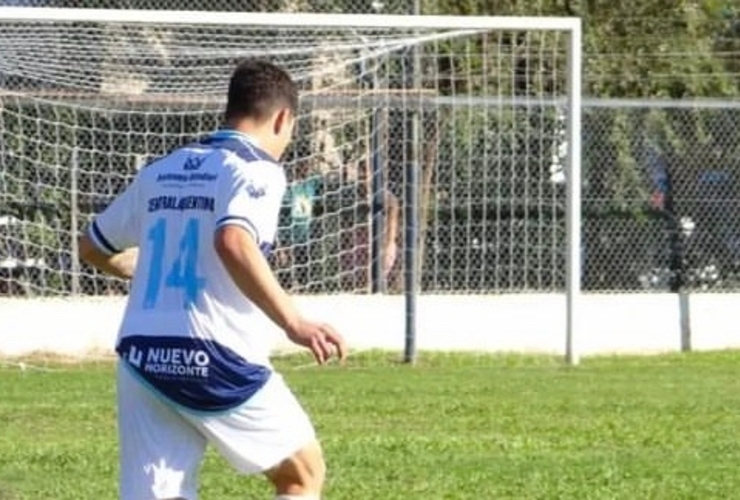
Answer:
[
  {"xmin": 220, "ymin": 121, "xmax": 282, "ymax": 161},
  {"xmin": 217, "ymin": 125, "xmax": 281, "ymax": 162},
  {"xmin": 217, "ymin": 126, "xmax": 260, "ymax": 146}
]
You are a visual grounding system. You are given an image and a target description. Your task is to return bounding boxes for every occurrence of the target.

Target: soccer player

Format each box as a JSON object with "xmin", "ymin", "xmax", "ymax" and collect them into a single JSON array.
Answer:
[{"xmin": 77, "ymin": 59, "xmax": 346, "ymax": 500}]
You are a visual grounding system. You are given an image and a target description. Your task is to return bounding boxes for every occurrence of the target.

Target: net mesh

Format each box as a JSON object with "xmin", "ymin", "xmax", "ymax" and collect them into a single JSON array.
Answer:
[
  {"xmin": 0, "ymin": 17, "xmax": 570, "ymax": 297},
  {"xmin": 0, "ymin": 23, "xmax": 473, "ymax": 94}
]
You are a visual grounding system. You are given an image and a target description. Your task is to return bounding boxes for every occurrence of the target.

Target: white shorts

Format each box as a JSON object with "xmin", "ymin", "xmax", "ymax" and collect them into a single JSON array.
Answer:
[{"xmin": 117, "ymin": 361, "xmax": 316, "ymax": 500}]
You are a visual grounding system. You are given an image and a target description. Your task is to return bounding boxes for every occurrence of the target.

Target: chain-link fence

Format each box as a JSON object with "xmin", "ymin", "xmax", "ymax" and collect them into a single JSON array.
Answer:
[
  {"xmin": 4, "ymin": 96, "xmax": 740, "ymax": 296},
  {"xmin": 582, "ymin": 101, "xmax": 740, "ymax": 293},
  {"xmin": 406, "ymin": 99, "xmax": 740, "ymax": 295},
  {"xmin": 1, "ymin": 7, "xmax": 740, "ymax": 297}
]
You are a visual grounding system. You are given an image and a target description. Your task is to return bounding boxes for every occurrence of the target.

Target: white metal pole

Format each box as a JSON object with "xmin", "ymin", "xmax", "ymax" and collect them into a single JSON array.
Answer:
[
  {"xmin": 565, "ymin": 20, "xmax": 583, "ymax": 365},
  {"xmin": 70, "ymin": 147, "xmax": 80, "ymax": 295},
  {"xmin": 0, "ymin": 7, "xmax": 580, "ymax": 32}
]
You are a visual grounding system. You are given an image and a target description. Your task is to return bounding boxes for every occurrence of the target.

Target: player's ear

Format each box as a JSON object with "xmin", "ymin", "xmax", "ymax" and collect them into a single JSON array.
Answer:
[{"xmin": 272, "ymin": 108, "xmax": 293, "ymax": 136}]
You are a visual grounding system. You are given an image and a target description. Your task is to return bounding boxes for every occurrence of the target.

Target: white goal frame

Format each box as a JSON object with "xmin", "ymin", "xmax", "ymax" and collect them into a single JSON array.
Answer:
[{"xmin": 0, "ymin": 8, "xmax": 583, "ymax": 364}]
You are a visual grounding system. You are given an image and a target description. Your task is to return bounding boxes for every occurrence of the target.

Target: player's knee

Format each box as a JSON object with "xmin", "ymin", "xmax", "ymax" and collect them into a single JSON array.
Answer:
[{"xmin": 265, "ymin": 440, "xmax": 326, "ymax": 495}]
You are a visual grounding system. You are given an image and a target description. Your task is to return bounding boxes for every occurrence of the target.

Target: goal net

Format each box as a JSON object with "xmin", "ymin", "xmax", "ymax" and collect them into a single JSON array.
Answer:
[{"xmin": 0, "ymin": 9, "xmax": 581, "ymax": 361}]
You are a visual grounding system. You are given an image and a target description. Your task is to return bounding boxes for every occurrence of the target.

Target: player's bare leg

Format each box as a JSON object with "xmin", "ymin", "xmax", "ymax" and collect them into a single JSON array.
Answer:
[{"xmin": 264, "ymin": 440, "xmax": 326, "ymax": 500}]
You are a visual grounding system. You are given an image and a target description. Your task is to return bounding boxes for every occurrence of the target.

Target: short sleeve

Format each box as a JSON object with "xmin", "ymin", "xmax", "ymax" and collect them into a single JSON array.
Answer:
[
  {"xmin": 87, "ymin": 177, "xmax": 140, "ymax": 255},
  {"xmin": 215, "ymin": 162, "xmax": 286, "ymax": 245}
]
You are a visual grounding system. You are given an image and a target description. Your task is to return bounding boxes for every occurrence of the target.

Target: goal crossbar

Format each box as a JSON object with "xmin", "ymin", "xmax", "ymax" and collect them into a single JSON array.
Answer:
[{"xmin": 0, "ymin": 7, "xmax": 580, "ymax": 32}]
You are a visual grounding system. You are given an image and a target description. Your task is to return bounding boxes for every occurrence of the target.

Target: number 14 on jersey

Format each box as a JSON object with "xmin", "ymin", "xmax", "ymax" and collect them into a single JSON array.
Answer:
[{"xmin": 143, "ymin": 217, "xmax": 206, "ymax": 309}]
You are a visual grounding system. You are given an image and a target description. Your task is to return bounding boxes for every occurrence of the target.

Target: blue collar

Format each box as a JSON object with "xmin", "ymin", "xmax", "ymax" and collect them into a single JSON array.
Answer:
[
  {"xmin": 209, "ymin": 129, "xmax": 261, "ymax": 148},
  {"xmin": 198, "ymin": 129, "xmax": 275, "ymax": 164}
]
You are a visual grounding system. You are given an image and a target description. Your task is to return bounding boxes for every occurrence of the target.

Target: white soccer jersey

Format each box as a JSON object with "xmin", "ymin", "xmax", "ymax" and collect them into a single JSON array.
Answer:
[{"xmin": 87, "ymin": 130, "xmax": 286, "ymax": 412}]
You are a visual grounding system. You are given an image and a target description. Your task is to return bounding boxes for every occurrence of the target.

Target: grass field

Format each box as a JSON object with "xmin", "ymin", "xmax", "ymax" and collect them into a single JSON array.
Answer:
[{"xmin": 1, "ymin": 350, "xmax": 740, "ymax": 499}]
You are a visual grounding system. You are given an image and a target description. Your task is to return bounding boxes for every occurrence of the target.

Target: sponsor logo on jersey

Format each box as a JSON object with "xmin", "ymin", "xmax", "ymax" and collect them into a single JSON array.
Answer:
[
  {"xmin": 127, "ymin": 344, "xmax": 210, "ymax": 379},
  {"xmin": 182, "ymin": 156, "xmax": 205, "ymax": 171},
  {"xmin": 147, "ymin": 195, "xmax": 215, "ymax": 213},
  {"xmin": 156, "ymin": 172, "xmax": 218, "ymax": 183},
  {"xmin": 245, "ymin": 182, "xmax": 266, "ymax": 199},
  {"xmin": 117, "ymin": 336, "xmax": 272, "ymax": 412}
]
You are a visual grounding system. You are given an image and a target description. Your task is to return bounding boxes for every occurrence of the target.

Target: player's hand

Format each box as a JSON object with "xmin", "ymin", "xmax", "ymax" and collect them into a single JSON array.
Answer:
[
  {"xmin": 286, "ymin": 320, "xmax": 347, "ymax": 365},
  {"xmin": 274, "ymin": 248, "xmax": 289, "ymax": 267}
]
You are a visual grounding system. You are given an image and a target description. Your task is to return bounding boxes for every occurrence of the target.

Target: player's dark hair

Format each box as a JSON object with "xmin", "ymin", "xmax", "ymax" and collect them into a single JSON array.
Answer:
[{"xmin": 225, "ymin": 59, "xmax": 299, "ymax": 122}]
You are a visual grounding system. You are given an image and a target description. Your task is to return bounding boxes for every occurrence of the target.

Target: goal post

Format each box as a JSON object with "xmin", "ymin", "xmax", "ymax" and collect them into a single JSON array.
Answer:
[{"xmin": 0, "ymin": 8, "xmax": 582, "ymax": 364}]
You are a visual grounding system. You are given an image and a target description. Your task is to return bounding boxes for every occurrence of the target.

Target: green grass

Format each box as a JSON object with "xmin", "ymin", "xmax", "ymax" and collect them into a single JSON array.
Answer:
[{"xmin": 2, "ymin": 350, "xmax": 740, "ymax": 499}]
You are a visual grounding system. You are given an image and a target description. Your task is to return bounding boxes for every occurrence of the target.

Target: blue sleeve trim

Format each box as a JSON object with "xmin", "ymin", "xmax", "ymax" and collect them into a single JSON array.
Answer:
[
  {"xmin": 90, "ymin": 220, "xmax": 120, "ymax": 255},
  {"xmin": 259, "ymin": 242, "xmax": 274, "ymax": 258},
  {"xmin": 215, "ymin": 215, "xmax": 260, "ymax": 242}
]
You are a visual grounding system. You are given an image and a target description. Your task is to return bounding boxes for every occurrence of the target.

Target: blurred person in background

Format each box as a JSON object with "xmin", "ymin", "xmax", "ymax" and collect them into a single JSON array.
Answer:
[
  {"xmin": 338, "ymin": 157, "xmax": 400, "ymax": 293},
  {"xmin": 275, "ymin": 159, "xmax": 324, "ymax": 292}
]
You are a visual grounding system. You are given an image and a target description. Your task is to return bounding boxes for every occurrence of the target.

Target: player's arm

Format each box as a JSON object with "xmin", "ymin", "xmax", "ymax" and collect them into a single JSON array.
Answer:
[
  {"xmin": 78, "ymin": 239, "xmax": 137, "ymax": 280},
  {"xmin": 383, "ymin": 189, "xmax": 400, "ymax": 248},
  {"xmin": 78, "ymin": 178, "xmax": 141, "ymax": 280},
  {"xmin": 214, "ymin": 165, "xmax": 346, "ymax": 364},
  {"xmin": 215, "ymin": 226, "xmax": 345, "ymax": 364},
  {"xmin": 382, "ymin": 189, "xmax": 400, "ymax": 275},
  {"xmin": 215, "ymin": 226, "xmax": 301, "ymax": 332}
]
